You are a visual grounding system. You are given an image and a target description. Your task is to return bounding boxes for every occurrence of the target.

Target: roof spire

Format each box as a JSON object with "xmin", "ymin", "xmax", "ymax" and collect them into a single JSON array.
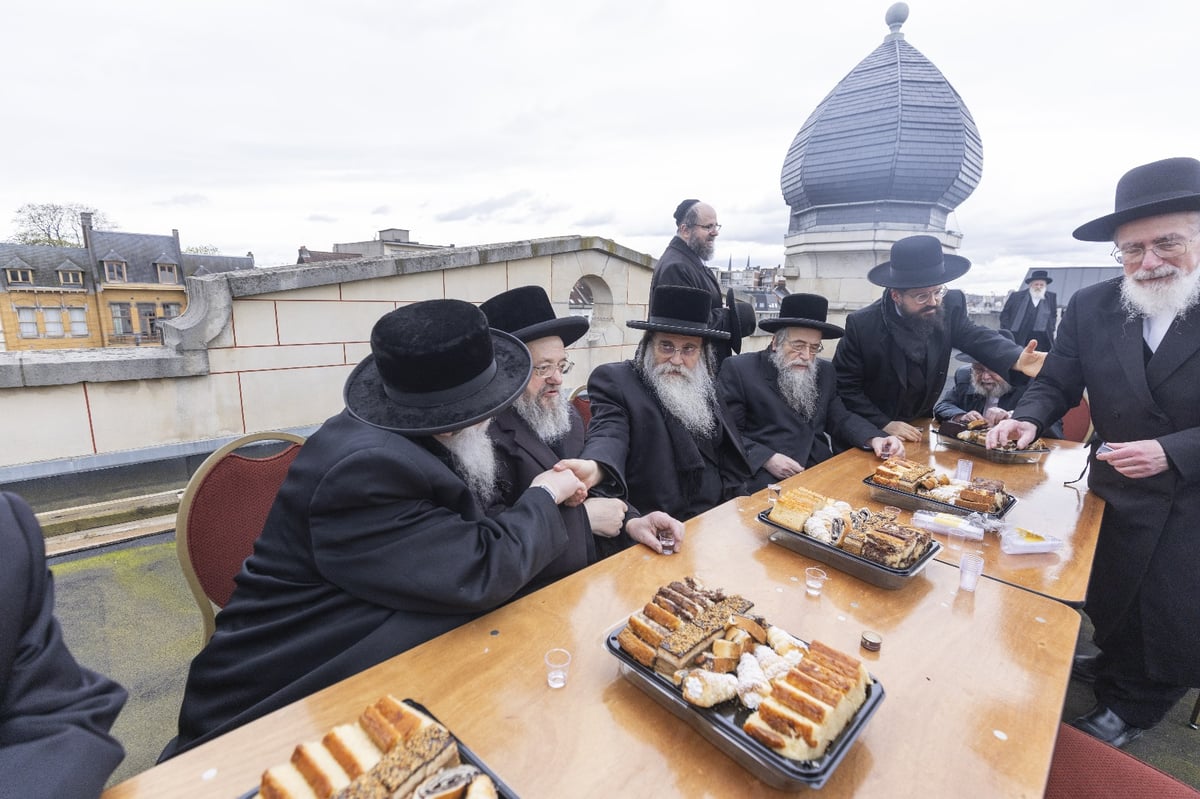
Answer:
[{"xmin": 886, "ymin": 3, "xmax": 909, "ymax": 35}]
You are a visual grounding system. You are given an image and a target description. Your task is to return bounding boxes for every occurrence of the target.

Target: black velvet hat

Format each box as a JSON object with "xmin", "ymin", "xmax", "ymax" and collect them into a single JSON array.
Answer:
[
  {"xmin": 1073, "ymin": 157, "xmax": 1200, "ymax": 242},
  {"xmin": 956, "ymin": 328, "xmax": 1015, "ymax": 363},
  {"xmin": 479, "ymin": 285, "xmax": 588, "ymax": 347},
  {"xmin": 1025, "ymin": 269, "xmax": 1053, "ymax": 285},
  {"xmin": 867, "ymin": 235, "xmax": 971, "ymax": 289},
  {"xmin": 627, "ymin": 285, "xmax": 730, "ymax": 340},
  {"xmin": 758, "ymin": 293, "xmax": 844, "ymax": 338},
  {"xmin": 727, "ymin": 289, "xmax": 758, "ymax": 354},
  {"xmin": 344, "ymin": 299, "xmax": 531, "ymax": 435}
]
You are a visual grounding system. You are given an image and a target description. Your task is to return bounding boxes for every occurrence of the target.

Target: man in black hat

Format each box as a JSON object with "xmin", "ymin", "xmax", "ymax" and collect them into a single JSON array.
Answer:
[
  {"xmin": 718, "ymin": 293, "xmax": 905, "ymax": 492},
  {"xmin": 574, "ymin": 285, "xmax": 751, "ymax": 530},
  {"xmin": 160, "ymin": 299, "xmax": 588, "ymax": 759},
  {"xmin": 480, "ymin": 286, "xmax": 678, "ymax": 562},
  {"xmin": 832, "ymin": 234, "xmax": 1045, "ymax": 442},
  {"xmin": 989, "ymin": 156, "xmax": 1200, "ymax": 747},
  {"xmin": 1000, "ymin": 269, "xmax": 1058, "ymax": 351}
]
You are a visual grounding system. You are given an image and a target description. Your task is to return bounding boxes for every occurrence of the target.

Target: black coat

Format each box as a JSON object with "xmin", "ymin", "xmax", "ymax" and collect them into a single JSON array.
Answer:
[
  {"xmin": 0, "ymin": 492, "xmax": 126, "ymax": 798},
  {"xmin": 163, "ymin": 410, "xmax": 569, "ymax": 758},
  {"xmin": 582, "ymin": 361, "xmax": 750, "ymax": 522},
  {"xmin": 832, "ymin": 289, "xmax": 1024, "ymax": 427},
  {"xmin": 1012, "ymin": 278, "xmax": 1200, "ymax": 684},
  {"xmin": 933, "ymin": 365, "xmax": 1024, "ymax": 421},
  {"xmin": 718, "ymin": 350, "xmax": 885, "ymax": 491},
  {"xmin": 650, "ymin": 236, "xmax": 734, "ymax": 361},
  {"xmin": 1000, "ymin": 288, "xmax": 1057, "ymax": 350}
]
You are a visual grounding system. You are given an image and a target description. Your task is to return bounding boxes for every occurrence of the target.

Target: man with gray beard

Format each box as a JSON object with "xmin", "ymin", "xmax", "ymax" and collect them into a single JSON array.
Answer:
[
  {"xmin": 989, "ymin": 157, "xmax": 1200, "ymax": 747},
  {"xmin": 719, "ymin": 293, "xmax": 903, "ymax": 492},
  {"xmin": 576, "ymin": 285, "xmax": 751, "ymax": 529},
  {"xmin": 1000, "ymin": 269, "xmax": 1058, "ymax": 351}
]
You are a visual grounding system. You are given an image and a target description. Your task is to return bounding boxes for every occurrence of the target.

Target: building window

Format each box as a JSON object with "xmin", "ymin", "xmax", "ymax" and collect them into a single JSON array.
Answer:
[
  {"xmin": 68, "ymin": 307, "xmax": 88, "ymax": 336},
  {"xmin": 59, "ymin": 270, "xmax": 83, "ymax": 286},
  {"xmin": 110, "ymin": 302, "xmax": 133, "ymax": 335},
  {"xmin": 17, "ymin": 307, "xmax": 38, "ymax": 337},
  {"xmin": 6, "ymin": 268, "xmax": 33, "ymax": 285},
  {"xmin": 137, "ymin": 303, "xmax": 157, "ymax": 337},
  {"xmin": 161, "ymin": 302, "xmax": 182, "ymax": 320},
  {"xmin": 43, "ymin": 308, "xmax": 65, "ymax": 337},
  {"xmin": 157, "ymin": 263, "xmax": 178, "ymax": 284},
  {"xmin": 104, "ymin": 261, "xmax": 127, "ymax": 282}
]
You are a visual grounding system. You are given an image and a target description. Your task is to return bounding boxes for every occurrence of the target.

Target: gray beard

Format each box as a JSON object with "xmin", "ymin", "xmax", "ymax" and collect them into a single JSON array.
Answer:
[
  {"xmin": 440, "ymin": 421, "xmax": 499, "ymax": 508},
  {"xmin": 969, "ymin": 371, "xmax": 1010, "ymax": 400},
  {"xmin": 771, "ymin": 346, "xmax": 820, "ymax": 419},
  {"xmin": 1120, "ymin": 265, "xmax": 1200, "ymax": 320},
  {"xmin": 514, "ymin": 387, "xmax": 572, "ymax": 445},
  {"xmin": 641, "ymin": 348, "xmax": 717, "ymax": 438},
  {"xmin": 1029, "ymin": 287, "xmax": 1046, "ymax": 304},
  {"xmin": 686, "ymin": 234, "xmax": 714, "ymax": 262}
]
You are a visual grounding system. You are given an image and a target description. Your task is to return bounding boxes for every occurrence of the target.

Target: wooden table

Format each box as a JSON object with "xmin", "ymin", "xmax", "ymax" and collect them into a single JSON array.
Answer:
[
  {"xmin": 104, "ymin": 491, "xmax": 1080, "ymax": 799},
  {"xmin": 773, "ymin": 424, "xmax": 1104, "ymax": 606}
]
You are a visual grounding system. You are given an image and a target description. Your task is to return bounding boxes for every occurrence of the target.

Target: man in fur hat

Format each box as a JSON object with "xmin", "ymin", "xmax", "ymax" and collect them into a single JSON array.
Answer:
[
  {"xmin": 1000, "ymin": 268, "xmax": 1058, "ymax": 351},
  {"xmin": 990, "ymin": 156, "xmax": 1200, "ymax": 747},
  {"xmin": 832, "ymin": 234, "xmax": 1045, "ymax": 442},
  {"xmin": 161, "ymin": 300, "xmax": 587, "ymax": 759},
  {"xmin": 718, "ymin": 293, "xmax": 905, "ymax": 492}
]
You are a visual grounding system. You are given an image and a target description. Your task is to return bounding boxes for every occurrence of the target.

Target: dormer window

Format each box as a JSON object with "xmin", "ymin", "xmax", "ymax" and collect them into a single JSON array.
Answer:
[
  {"xmin": 104, "ymin": 261, "xmax": 127, "ymax": 282},
  {"xmin": 6, "ymin": 268, "xmax": 33, "ymax": 285},
  {"xmin": 157, "ymin": 263, "xmax": 178, "ymax": 284},
  {"xmin": 59, "ymin": 270, "xmax": 83, "ymax": 286}
]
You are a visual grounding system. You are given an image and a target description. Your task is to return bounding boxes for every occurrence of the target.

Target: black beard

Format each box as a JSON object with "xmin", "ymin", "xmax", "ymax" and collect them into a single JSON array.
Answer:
[
  {"xmin": 686, "ymin": 235, "xmax": 714, "ymax": 262},
  {"xmin": 897, "ymin": 304, "xmax": 945, "ymax": 336}
]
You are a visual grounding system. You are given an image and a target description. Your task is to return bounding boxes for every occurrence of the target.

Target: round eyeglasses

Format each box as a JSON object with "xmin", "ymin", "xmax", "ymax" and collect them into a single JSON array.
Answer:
[
  {"xmin": 904, "ymin": 286, "xmax": 947, "ymax": 305},
  {"xmin": 531, "ymin": 360, "xmax": 574, "ymax": 378},
  {"xmin": 1112, "ymin": 234, "xmax": 1197, "ymax": 265}
]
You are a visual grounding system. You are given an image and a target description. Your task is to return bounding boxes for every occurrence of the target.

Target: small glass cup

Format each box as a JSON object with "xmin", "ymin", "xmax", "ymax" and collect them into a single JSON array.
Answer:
[
  {"xmin": 959, "ymin": 554, "xmax": 984, "ymax": 592},
  {"xmin": 766, "ymin": 483, "xmax": 782, "ymax": 507},
  {"xmin": 805, "ymin": 567, "xmax": 827, "ymax": 597},
  {"xmin": 657, "ymin": 528, "xmax": 675, "ymax": 555},
  {"xmin": 545, "ymin": 648, "xmax": 571, "ymax": 688}
]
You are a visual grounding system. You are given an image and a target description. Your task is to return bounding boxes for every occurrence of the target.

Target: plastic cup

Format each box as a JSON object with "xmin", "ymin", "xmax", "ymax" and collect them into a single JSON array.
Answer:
[
  {"xmin": 657, "ymin": 528, "xmax": 675, "ymax": 555},
  {"xmin": 545, "ymin": 648, "xmax": 571, "ymax": 688},
  {"xmin": 947, "ymin": 528, "xmax": 966, "ymax": 551},
  {"xmin": 955, "ymin": 458, "xmax": 974, "ymax": 482},
  {"xmin": 766, "ymin": 483, "xmax": 782, "ymax": 507},
  {"xmin": 805, "ymin": 567, "xmax": 827, "ymax": 597},
  {"xmin": 959, "ymin": 554, "xmax": 984, "ymax": 592}
]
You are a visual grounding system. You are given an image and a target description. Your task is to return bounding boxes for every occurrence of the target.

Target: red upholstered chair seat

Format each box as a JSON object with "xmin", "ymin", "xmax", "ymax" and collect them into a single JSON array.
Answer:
[{"xmin": 1045, "ymin": 722, "xmax": 1199, "ymax": 798}]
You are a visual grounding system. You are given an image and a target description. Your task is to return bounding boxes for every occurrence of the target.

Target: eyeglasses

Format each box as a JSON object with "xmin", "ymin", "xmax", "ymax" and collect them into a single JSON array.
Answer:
[
  {"xmin": 784, "ymin": 339, "xmax": 824, "ymax": 355},
  {"xmin": 904, "ymin": 286, "xmax": 947, "ymax": 305},
  {"xmin": 1112, "ymin": 234, "xmax": 1198, "ymax": 265},
  {"xmin": 689, "ymin": 223, "xmax": 721, "ymax": 233},
  {"xmin": 654, "ymin": 340, "xmax": 701, "ymax": 358},
  {"xmin": 531, "ymin": 360, "xmax": 574, "ymax": 378}
]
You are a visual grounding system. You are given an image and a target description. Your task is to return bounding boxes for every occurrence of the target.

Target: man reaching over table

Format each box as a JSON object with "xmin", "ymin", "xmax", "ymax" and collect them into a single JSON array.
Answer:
[
  {"xmin": 160, "ymin": 300, "xmax": 587, "ymax": 759},
  {"xmin": 988, "ymin": 156, "xmax": 1200, "ymax": 748}
]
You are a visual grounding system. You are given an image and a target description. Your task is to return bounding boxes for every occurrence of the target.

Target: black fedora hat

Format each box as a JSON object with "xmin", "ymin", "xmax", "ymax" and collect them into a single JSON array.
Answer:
[
  {"xmin": 727, "ymin": 289, "xmax": 757, "ymax": 354},
  {"xmin": 867, "ymin": 235, "xmax": 971, "ymax": 289},
  {"xmin": 479, "ymin": 285, "xmax": 588, "ymax": 347},
  {"xmin": 628, "ymin": 285, "xmax": 730, "ymax": 340},
  {"xmin": 1073, "ymin": 157, "xmax": 1200, "ymax": 242},
  {"xmin": 758, "ymin": 293, "xmax": 844, "ymax": 338},
  {"xmin": 956, "ymin": 328, "xmax": 1015, "ymax": 363},
  {"xmin": 344, "ymin": 299, "xmax": 531, "ymax": 435},
  {"xmin": 1025, "ymin": 269, "xmax": 1053, "ymax": 285}
]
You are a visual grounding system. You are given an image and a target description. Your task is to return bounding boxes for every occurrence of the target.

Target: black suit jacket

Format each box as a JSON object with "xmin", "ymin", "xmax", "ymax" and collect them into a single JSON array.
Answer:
[{"xmin": 1000, "ymin": 288, "xmax": 1057, "ymax": 350}]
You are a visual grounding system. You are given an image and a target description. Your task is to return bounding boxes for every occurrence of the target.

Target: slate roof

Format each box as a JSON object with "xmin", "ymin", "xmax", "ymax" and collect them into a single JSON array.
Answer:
[
  {"xmin": 781, "ymin": 6, "xmax": 982, "ymax": 233},
  {"xmin": 0, "ymin": 243, "xmax": 91, "ymax": 290}
]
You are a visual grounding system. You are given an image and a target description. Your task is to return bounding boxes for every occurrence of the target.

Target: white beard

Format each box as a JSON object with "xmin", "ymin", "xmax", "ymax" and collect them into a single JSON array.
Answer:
[
  {"xmin": 641, "ymin": 348, "xmax": 717, "ymax": 438},
  {"xmin": 440, "ymin": 420, "xmax": 499, "ymax": 508},
  {"xmin": 771, "ymin": 346, "xmax": 820, "ymax": 419},
  {"xmin": 1029, "ymin": 286, "xmax": 1046, "ymax": 304},
  {"xmin": 969, "ymin": 370, "xmax": 1011, "ymax": 400},
  {"xmin": 1120, "ymin": 264, "xmax": 1200, "ymax": 319},
  {"xmin": 514, "ymin": 385, "xmax": 572, "ymax": 445}
]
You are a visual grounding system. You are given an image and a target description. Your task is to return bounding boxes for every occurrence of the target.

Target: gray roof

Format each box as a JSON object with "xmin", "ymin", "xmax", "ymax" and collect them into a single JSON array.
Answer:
[
  {"xmin": 1014, "ymin": 266, "xmax": 1123, "ymax": 309},
  {"xmin": 180, "ymin": 252, "xmax": 253, "ymax": 275},
  {"xmin": 781, "ymin": 7, "xmax": 982, "ymax": 233},
  {"xmin": 0, "ymin": 243, "xmax": 91, "ymax": 290}
]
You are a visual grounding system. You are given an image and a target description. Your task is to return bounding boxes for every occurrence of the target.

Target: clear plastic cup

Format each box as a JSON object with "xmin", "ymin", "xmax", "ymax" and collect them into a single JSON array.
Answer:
[
  {"xmin": 545, "ymin": 648, "xmax": 571, "ymax": 688},
  {"xmin": 805, "ymin": 567, "xmax": 827, "ymax": 597},
  {"xmin": 959, "ymin": 554, "xmax": 984, "ymax": 592}
]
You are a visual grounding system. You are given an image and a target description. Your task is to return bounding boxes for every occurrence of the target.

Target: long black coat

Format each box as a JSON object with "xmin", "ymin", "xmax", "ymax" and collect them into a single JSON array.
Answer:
[
  {"xmin": 1012, "ymin": 278, "xmax": 1200, "ymax": 685},
  {"xmin": 0, "ymin": 492, "xmax": 126, "ymax": 798},
  {"xmin": 718, "ymin": 350, "xmax": 885, "ymax": 491},
  {"xmin": 163, "ymin": 410, "xmax": 569, "ymax": 758},
  {"xmin": 650, "ymin": 236, "xmax": 734, "ymax": 361},
  {"xmin": 490, "ymin": 405, "xmax": 596, "ymax": 588},
  {"xmin": 582, "ymin": 361, "xmax": 750, "ymax": 521},
  {"xmin": 933, "ymin": 365, "xmax": 1024, "ymax": 421},
  {"xmin": 1000, "ymin": 288, "xmax": 1057, "ymax": 350},
  {"xmin": 833, "ymin": 289, "xmax": 1024, "ymax": 427}
]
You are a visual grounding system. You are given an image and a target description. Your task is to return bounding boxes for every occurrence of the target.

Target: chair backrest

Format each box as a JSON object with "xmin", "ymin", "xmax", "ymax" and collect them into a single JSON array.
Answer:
[
  {"xmin": 1046, "ymin": 722, "xmax": 1200, "ymax": 798},
  {"xmin": 1060, "ymin": 392, "xmax": 1093, "ymax": 443},
  {"xmin": 569, "ymin": 385, "xmax": 592, "ymax": 429},
  {"xmin": 175, "ymin": 432, "xmax": 305, "ymax": 643}
]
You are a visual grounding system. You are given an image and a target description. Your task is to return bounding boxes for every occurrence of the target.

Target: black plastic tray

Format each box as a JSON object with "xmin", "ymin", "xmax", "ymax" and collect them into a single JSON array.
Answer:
[
  {"xmin": 862, "ymin": 476, "xmax": 1018, "ymax": 518},
  {"xmin": 606, "ymin": 625, "xmax": 884, "ymax": 790},
  {"xmin": 237, "ymin": 698, "xmax": 519, "ymax": 799},
  {"xmin": 758, "ymin": 510, "xmax": 941, "ymax": 589},
  {"xmin": 934, "ymin": 430, "xmax": 1051, "ymax": 464}
]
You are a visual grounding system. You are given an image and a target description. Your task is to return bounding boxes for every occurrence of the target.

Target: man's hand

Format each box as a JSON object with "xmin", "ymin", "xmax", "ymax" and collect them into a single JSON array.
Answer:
[
  {"xmin": 883, "ymin": 420, "xmax": 924, "ymax": 441},
  {"xmin": 553, "ymin": 458, "xmax": 604, "ymax": 489},
  {"xmin": 1014, "ymin": 340, "xmax": 1045, "ymax": 378},
  {"xmin": 1097, "ymin": 440, "xmax": 1170, "ymax": 479},
  {"xmin": 764, "ymin": 453, "xmax": 804, "ymax": 479},
  {"xmin": 530, "ymin": 467, "xmax": 587, "ymax": 505},
  {"xmin": 583, "ymin": 497, "xmax": 627, "ymax": 537},
  {"xmin": 869, "ymin": 436, "xmax": 905, "ymax": 459},
  {"xmin": 625, "ymin": 511, "xmax": 685, "ymax": 554},
  {"xmin": 986, "ymin": 419, "xmax": 1037, "ymax": 450},
  {"xmin": 983, "ymin": 407, "xmax": 1013, "ymax": 427},
  {"xmin": 954, "ymin": 410, "xmax": 985, "ymax": 424}
]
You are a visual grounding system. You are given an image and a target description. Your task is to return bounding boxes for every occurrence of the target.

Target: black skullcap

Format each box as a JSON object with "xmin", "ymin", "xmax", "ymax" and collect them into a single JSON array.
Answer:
[{"xmin": 673, "ymin": 198, "xmax": 701, "ymax": 226}]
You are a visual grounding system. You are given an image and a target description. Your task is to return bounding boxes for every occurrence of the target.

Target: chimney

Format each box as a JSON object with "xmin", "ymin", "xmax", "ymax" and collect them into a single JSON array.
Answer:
[{"xmin": 80, "ymin": 211, "xmax": 93, "ymax": 249}]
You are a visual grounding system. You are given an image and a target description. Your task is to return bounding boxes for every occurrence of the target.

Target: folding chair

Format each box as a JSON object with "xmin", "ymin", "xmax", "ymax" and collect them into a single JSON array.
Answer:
[{"xmin": 569, "ymin": 385, "xmax": 592, "ymax": 429}]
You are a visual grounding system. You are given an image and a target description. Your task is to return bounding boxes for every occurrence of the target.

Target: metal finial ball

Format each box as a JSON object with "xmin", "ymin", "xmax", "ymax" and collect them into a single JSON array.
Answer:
[{"xmin": 886, "ymin": 2, "xmax": 910, "ymax": 33}]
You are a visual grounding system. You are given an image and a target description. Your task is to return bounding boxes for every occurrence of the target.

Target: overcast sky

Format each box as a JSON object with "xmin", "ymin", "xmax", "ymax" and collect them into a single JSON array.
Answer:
[{"xmin": 3, "ymin": 0, "xmax": 1197, "ymax": 295}]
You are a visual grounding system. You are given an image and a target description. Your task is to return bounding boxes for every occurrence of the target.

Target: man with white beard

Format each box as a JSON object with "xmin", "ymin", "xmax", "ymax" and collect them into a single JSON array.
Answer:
[
  {"xmin": 718, "ymin": 293, "xmax": 903, "ymax": 492},
  {"xmin": 481, "ymin": 286, "xmax": 682, "ymax": 564},
  {"xmin": 161, "ymin": 299, "xmax": 588, "ymax": 759},
  {"xmin": 576, "ymin": 285, "xmax": 751, "ymax": 530},
  {"xmin": 1000, "ymin": 269, "xmax": 1058, "ymax": 351},
  {"xmin": 989, "ymin": 157, "xmax": 1200, "ymax": 748}
]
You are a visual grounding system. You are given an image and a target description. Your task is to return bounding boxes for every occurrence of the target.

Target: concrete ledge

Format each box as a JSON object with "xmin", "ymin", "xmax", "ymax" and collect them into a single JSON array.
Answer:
[{"xmin": 37, "ymin": 491, "xmax": 182, "ymax": 536}]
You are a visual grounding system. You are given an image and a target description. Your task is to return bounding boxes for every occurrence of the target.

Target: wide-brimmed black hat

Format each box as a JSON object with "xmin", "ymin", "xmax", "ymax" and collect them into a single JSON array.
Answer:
[
  {"xmin": 956, "ymin": 328, "xmax": 1015, "ymax": 364},
  {"xmin": 479, "ymin": 285, "xmax": 588, "ymax": 347},
  {"xmin": 344, "ymin": 299, "xmax": 531, "ymax": 435},
  {"xmin": 628, "ymin": 285, "xmax": 730, "ymax": 340},
  {"xmin": 727, "ymin": 289, "xmax": 757, "ymax": 354},
  {"xmin": 758, "ymin": 293, "xmax": 844, "ymax": 338},
  {"xmin": 1073, "ymin": 157, "xmax": 1200, "ymax": 242},
  {"xmin": 1025, "ymin": 269, "xmax": 1053, "ymax": 285},
  {"xmin": 867, "ymin": 235, "xmax": 971, "ymax": 289}
]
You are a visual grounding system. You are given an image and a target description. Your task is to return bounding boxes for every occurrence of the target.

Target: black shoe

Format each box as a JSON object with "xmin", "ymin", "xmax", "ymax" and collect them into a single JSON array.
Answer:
[
  {"xmin": 1071, "ymin": 652, "xmax": 1102, "ymax": 684},
  {"xmin": 1070, "ymin": 705, "xmax": 1144, "ymax": 748}
]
